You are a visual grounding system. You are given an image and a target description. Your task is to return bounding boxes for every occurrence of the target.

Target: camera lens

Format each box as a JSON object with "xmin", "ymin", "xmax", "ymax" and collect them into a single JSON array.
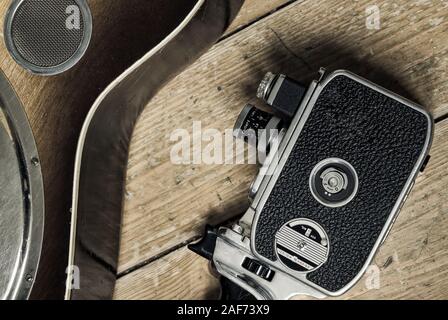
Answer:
[
  {"xmin": 310, "ymin": 158, "xmax": 358, "ymax": 208},
  {"xmin": 234, "ymin": 104, "xmax": 284, "ymax": 161},
  {"xmin": 257, "ymin": 72, "xmax": 277, "ymax": 101},
  {"xmin": 233, "ymin": 104, "xmax": 275, "ymax": 146}
]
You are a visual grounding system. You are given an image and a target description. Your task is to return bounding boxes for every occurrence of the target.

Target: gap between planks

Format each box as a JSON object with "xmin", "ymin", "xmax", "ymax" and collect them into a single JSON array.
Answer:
[{"xmin": 222, "ymin": 0, "xmax": 300, "ymax": 41}]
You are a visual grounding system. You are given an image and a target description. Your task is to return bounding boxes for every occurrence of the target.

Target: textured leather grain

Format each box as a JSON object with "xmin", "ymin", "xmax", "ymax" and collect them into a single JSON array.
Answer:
[{"xmin": 254, "ymin": 75, "xmax": 429, "ymax": 292}]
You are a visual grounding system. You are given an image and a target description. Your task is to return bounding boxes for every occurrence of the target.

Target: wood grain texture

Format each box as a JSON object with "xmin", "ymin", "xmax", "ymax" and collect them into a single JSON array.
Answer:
[
  {"xmin": 119, "ymin": 0, "xmax": 448, "ymax": 278},
  {"xmin": 117, "ymin": 117, "xmax": 448, "ymax": 299},
  {"xmin": 115, "ymin": 247, "xmax": 219, "ymax": 300},
  {"xmin": 226, "ymin": 0, "xmax": 293, "ymax": 34}
]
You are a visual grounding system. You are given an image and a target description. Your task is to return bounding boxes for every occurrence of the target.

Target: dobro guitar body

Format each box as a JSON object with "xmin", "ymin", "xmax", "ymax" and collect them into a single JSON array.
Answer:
[{"xmin": 0, "ymin": 0, "xmax": 243, "ymax": 299}]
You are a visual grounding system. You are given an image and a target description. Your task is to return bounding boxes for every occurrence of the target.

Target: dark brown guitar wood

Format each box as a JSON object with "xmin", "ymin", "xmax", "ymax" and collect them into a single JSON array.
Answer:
[{"xmin": 0, "ymin": 0, "xmax": 197, "ymax": 299}]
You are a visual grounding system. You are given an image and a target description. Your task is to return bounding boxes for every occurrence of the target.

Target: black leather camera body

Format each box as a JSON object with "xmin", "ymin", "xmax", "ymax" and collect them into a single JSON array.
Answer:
[{"xmin": 191, "ymin": 69, "xmax": 433, "ymax": 300}]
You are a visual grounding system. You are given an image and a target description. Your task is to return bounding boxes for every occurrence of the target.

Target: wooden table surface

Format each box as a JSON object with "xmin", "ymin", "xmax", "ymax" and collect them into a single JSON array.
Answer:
[
  {"xmin": 112, "ymin": 0, "xmax": 448, "ymax": 299},
  {"xmin": 1, "ymin": 0, "xmax": 445, "ymax": 300}
]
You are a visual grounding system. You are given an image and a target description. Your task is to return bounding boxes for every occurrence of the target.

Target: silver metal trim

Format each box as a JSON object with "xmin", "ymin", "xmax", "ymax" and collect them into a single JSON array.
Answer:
[
  {"xmin": 266, "ymin": 75, "xmax": 285, "ymax": 106},
  {"xmin": 248, "ymin": 128, "xmax": 286, "ymax": 201},
  {"xmin": 249, "ymin": 78, "xmax": 320, "ymax": 210},
  {"xmin": 248, "ymin": 69, "xmax": 433, "ymax": 297},
  {"xmin": 257, "ymin": 72, "xmax": 276, "ymax": 100},
  {"xmin": 257, "ymin": 116, "xmax": 282, "ymax": 163},
  {"xmin": 4, "ymin": 0, "xmax": 92, "ymax": 76},
  {"xmin": 0, "ymin": 71, "xmax": 44, "ymax": 300},
  {"xmin": 213, "ymin": 227, "xmax": 326, "ymax": 300},
  {"xmin": 233, "ymin": 104, "xmax": 254, "ymax": 133}
]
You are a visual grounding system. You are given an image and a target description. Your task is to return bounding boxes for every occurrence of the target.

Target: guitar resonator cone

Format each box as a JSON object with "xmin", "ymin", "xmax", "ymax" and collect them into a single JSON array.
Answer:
[{"xmin": 0, "ymin": 71, "xmax": 44, "ymax": 300}]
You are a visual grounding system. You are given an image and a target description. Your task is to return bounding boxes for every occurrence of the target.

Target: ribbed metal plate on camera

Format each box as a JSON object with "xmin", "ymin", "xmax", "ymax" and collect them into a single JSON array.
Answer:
[
  {"xmin": 275, "ymin": 219, "xmax": 329, "ymax": 273},
  {"xmin": 4, "ymin": 0, "xmax": 92, "ymax": 75}
]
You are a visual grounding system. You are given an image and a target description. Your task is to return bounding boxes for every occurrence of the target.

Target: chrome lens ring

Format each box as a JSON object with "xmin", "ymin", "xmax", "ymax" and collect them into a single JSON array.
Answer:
[{"xmin": 310, "ymin": 158, "xmax": 359, "ymax": 208}]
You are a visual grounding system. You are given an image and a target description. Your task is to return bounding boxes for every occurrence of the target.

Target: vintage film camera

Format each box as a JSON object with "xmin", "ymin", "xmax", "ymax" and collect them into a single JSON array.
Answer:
[{"xmin": 190, "ymin": 69, "xmax": 433, "ymax": 300}]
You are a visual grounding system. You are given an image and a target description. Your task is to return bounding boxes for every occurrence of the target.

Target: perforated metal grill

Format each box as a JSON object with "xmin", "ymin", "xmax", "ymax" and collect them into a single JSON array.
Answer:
[{"xmin": 10, "ymin": 0, "xmax": 85, "ymax": 68}]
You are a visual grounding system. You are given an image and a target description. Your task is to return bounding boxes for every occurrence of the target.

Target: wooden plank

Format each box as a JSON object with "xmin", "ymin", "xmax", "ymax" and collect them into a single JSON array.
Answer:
[
  {"xmin": 117, "ymin": 117, "xmax": 448, "ymax": 299},
  {"xmin": 114, "ymin": 247, "xmax": 218, "ymax": 300},
  {"xmin": 226, "ymin": 0, "xmax": 293, "ymax": 35},
  {"xmin": 119, "ymin": 0, "xmax": 448, "ymax": 274}
]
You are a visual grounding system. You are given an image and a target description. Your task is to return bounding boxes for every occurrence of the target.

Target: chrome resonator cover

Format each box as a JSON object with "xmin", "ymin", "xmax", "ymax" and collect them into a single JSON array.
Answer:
[{"xmin": 0, "ymin": 71, "xmax": 44, "ymax": 300}]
